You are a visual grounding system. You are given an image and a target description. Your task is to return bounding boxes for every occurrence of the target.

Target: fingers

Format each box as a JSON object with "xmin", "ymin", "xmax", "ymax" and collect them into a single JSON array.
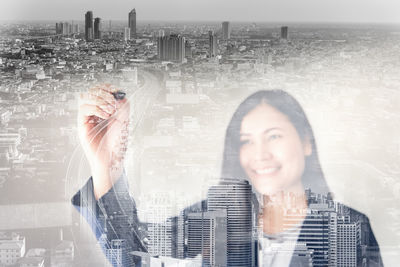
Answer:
[
  {"xmin": 80, "ymin": 93, "xmax": 116, "ymax": 114},
  {"xmin": 80, "ymin": 90, "xmax": 115, "ymax": 106},
  {"xmin": 87, "ymin": 87, "xmax": 116, "ymax": 105},
  {"xmin": 78, "ymin": 85, "xmax": 129, "ymax": 124},
  {"xmin": 79, "ymin": 104, "xmax": 112, "ymax": 121}
]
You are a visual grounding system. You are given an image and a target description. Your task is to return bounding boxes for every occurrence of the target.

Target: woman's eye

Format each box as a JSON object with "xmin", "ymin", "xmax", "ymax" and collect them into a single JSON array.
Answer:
[
  {"xmin": 240, "ymin": 140, "xmax": 250, "ymax": 146},
  {"xmin": 269, "ymin": 134, "xmax": 282, "ymax": 140}
]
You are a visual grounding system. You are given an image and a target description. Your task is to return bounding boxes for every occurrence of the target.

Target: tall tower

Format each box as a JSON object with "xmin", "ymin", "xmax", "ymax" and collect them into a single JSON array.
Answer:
[
  {"xmin": 94, "ymin": 17, "xmax": 101, "ymax": 40},
  {"xmin": 124, "ymin": 27, "xmax": 130, "ymax": 41},
  {"xmin": 208, "ymin": 31, "xmax": 218, "ymax": 57},
  {"xmin": 128, "ymin": 9, "xmax": 137, "ymax": 39},
  {"xmin": 222, "ymin": 21, "xmax": 231, "ymax": 40},
  {"xmin": 281, "ymin": 26, "xmax": 288, "ymax": 39},
  {"xmin": 85, "ymin": 11, "xmax": 94, "ymax": 41},
  {"xmin": 207, "ymin": 179, "xmax": 253, "ymax": 266},
  {"xmin": 284, "ymin": 211, "xmax": 335, "ymax": 267},
  {"xmin": 337, "ymin": 216, "xmax": 358, "ymax": 267},
  {"xmin": 187, "ymin": 210, "xmax": 227, "ymax": 266},
  {"xmin": 157, "ymin": 34, "xmax": 186, "ymax": 63},
  {"xmin": 141, "ymin": 192, "xmax": 178, "ymax": 258}
]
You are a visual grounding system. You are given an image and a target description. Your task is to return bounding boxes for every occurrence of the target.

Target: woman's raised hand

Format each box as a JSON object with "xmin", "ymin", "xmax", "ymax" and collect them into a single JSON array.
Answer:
[{"xmin": 78, "ymin": 84, "xmax": 130, "ymax": 200}]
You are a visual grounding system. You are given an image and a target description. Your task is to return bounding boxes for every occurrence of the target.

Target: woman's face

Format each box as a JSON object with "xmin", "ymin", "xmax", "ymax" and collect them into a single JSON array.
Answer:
[{"xmin": 239, "ymin": 103, "xmax": 312, "ymax": 196}]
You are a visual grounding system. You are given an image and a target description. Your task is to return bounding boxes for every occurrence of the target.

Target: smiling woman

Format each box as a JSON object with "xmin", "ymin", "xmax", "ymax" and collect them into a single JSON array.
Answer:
[{"xmin": 72, "ymin": 88, "xmax": 384, "ymax": 266}]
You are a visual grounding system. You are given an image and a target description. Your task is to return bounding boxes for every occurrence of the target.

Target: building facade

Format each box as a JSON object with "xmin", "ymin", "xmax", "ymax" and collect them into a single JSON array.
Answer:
[
  {"xmin": 207, "ymin": 180, "xmax": 253, "ymax": 267},
  {"xmin": 157, "ymin": 34, "xmax": 186, "ymax": 63},
  {"xmin": 94, "ymin": 18, "xmax": 101, "ymax": 40},
  {"xmin": 222, "ymin": 21, "xmax": 231, "ymax": 40},
  {"xmin": 85, "ymin": 11, "xmax": 94, "ymax": 41},
  {"xmin": 128, "ymin": 9, "xmax": 136, "ymax": 39},
  {"xmin": 208, "ymin": 31, "xmax": 218, "ymax": 57}
]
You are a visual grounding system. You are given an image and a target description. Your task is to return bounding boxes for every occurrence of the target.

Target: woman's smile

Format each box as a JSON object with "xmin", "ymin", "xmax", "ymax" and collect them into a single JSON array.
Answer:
[{"xmin": 252, "ymin": 165, "xmax": 281, "ymax": 176}]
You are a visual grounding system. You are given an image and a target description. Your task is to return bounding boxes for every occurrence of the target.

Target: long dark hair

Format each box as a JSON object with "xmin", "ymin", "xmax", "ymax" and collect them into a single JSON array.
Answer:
[{"xmin": 220, "ymin": 90, "xmax": 330, "ymax": 195}]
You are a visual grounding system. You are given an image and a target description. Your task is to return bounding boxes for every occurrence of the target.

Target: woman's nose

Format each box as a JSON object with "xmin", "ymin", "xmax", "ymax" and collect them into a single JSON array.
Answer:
[{"xmin": 254, "ymin": 141, "xmax": 273, "ymax": 161}]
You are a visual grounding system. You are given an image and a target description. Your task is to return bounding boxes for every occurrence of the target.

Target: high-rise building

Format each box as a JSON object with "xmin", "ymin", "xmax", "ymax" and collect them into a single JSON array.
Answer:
[
  {"xmin": 208, "ymin": 31, "xmax": 218, "ymax": 57},
  {"xmin": 73, "ymin": 24, "xmax": 79, "ymax": 34},
  {"xmin": 96, "ymin": 185, "xmax": 147, "ymax": 267},
  {"xmin": 157, "ymin": 34, "xmax": 186, "ymax": 63},
  {"xmin": 94, "ymin": 17, "xmax": 101, "ymax": 39},
  {"xmin": 207, "ymin": 179, "xmax": 253, "ymax": 266},
  {"xmin": 337, "ymin": 217, "xmax": 358, "ymax": 267},
  {"xmin": 284, "ymin": 211, "xmax": 336, "ymax": 267},
  {"xmin": 222, "ymin": 21, "xmax": 231, "ymax": 40},
  {"xmin": 55, "ymin": 23, "xmax": 61, "ymax": 34},
  {"xmin": 185, "ymin": 40, "xmax": 193, "ymax": 59},
  {"xmin": 128, "ymin": 9, "xmax": 136, "ymax": 39},
  {"xmin": 281, "ymin": 26, "xmax": 289, "ymax": 39},
  {"xmin": 85, "ymin": 11, "xmax": 94, "ymax": 41},
  {"xmin": 56, "ymin": 22, "xmax": 73, "ymax": 35},
  {"xmin": 141, "ymin": 192, "xmax": 178, "ymax": 258},
  {"xmin": 62, "ymin": 22, "xmax": 69, "ymax": 35},
  {"xmin": 124, "ymin": 27, "xmax": 130, "ymax": 41},
  {"xmin": 187, "ymin": 210, "xmax": 227, "ymax": 266}
]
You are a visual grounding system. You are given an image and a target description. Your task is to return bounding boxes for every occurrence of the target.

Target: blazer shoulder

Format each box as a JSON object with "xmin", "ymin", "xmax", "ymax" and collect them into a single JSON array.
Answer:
[{"xmin": 337, "ymin": 203, "xmax": 382, "ymax": 254}]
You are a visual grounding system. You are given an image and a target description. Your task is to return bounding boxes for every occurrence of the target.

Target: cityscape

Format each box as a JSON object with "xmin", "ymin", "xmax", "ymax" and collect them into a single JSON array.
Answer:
[
  {"xmin": 95, "ymin": 182, "xmax": 382, "ymax": 267},
  {"xmin": 1, "ymin": 4, "xmax": 400, "ymax": 267}
]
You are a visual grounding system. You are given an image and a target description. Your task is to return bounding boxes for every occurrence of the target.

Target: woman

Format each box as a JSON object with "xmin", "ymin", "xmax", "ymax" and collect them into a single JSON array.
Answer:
[{"xmin": 72, "ymin": 87, "xmax": 383, "ymax": 266}]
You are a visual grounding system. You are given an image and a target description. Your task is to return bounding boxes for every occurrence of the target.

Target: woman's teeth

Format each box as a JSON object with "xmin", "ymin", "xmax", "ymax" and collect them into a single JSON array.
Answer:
[{"xmin": 255, "ymin": 167, "xmax": 279, "ymax": 175}]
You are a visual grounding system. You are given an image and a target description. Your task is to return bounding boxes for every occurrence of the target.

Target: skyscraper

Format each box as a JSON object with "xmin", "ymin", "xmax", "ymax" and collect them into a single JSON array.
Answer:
[
  {"xmin": 207, "ymin": 179, "xmax": 253, "ymax": 266},
  {"xmin": 55, "ymin": 23, "xmax": 61, "ymax": 34},
  {"xmin": 222, "ymin": 21, "xmax": 231, "ymax": 40},
  {"xmin": 281, "ymin": 26, "xmax": 289, "ymax": 39},
  {"xmin": 284, "ymin": 210, "xmax": 336, "ymax": 267},
  {"xmin": 56, "ymin": 22, "xmax": 73, "ymax": 35},
  {"xmin": 62, "ymin": 22, "xmax": 69, "ymax": 35},
  {"xmin": 337, "ymin": 216, "xmax": 358, "ymax": 267},
  {"xmin": 208, "ymin": 31, "xmax": 218, "ymax": 57},
  {"xmin": 141, "ymin": 192, "xmax": 179, "ymax": 258},
  {"xmin": 85, "ymin": 11, "xmax": 94, "ymax": 41},
  {"xmin": 128, "ymin": 9, "xmax": 136, "ymax": 39},
  {"xmin": 185, "ymin": 40, "xmax": 193, "ymax": 59},
  {"xmin": 74, "ymin": 24, "xmax": 79, "ymax": 34},
  {"xmin": 157, "ymin": 34, "xmax": 186, "ymax": 63},
  {"xmin": 187, "ymin": 210, "xmax": 227, "ymax": 266},
  {"xmin": 124, "ymin": 27, "xmax": 130, "ymax": 41},
  {"xmin": 94, "ymin": 17, "xmax": 101, "ymax": 40}
]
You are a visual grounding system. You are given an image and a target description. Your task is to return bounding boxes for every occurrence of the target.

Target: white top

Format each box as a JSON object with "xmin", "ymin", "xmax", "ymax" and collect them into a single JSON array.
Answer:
[{"xmin": 258, "ymin": 221, "xmax": 304, "ymax": 267}]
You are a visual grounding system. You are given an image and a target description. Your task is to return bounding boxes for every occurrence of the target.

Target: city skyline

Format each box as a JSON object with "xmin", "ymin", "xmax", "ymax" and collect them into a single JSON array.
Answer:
[
  {"xmin": 1, "ymin": 0, "xmax": 400, "ymax": 23},
  {"xmin": 0, "ymin": 4, "xmax": 399, "ymax": 264}
]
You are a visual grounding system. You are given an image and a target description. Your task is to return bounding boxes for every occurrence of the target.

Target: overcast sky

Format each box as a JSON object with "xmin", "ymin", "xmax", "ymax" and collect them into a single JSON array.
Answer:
[{"xmin": 0, "ymin": 0, "xmax": 400, "ymax": 23}]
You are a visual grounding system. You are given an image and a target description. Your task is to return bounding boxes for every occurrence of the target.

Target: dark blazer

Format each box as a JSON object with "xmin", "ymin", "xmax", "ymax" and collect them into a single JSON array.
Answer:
[{"xmin": 72, "ymin": 176, "xmax": 384, "ymax": 267}]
